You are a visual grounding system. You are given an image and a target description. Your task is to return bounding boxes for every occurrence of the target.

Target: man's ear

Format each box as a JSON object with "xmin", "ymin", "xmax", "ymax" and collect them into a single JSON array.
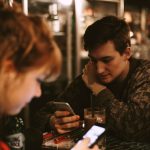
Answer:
[{"xmin": 123, "ymin": 47, "xmax": 132, "ymax": 60}]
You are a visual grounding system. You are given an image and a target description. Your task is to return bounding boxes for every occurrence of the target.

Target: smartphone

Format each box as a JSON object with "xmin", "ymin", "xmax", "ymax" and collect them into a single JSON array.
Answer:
[
  {"xmin": 49, "ymin": 101, "xmax": 76, "ymax": 115},
  {"xmin": 82, "ymin": 125, "xmax": 105, "ymax": 148}
]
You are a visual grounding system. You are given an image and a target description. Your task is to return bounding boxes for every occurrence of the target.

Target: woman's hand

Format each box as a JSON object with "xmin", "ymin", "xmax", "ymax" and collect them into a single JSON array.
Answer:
[{"xmin": 71, "ymin": 138, "xmax": 99, "ymax": 150}]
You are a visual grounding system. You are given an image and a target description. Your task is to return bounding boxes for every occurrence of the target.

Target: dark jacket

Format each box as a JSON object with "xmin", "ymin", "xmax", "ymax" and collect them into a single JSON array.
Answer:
[
  {"xmin": 0, "ymin": 117, "xmax": 10, "ymax": 150},
  {"xmin": 34, "ymin": 58, "xmax": 150, "ymax": 142}
]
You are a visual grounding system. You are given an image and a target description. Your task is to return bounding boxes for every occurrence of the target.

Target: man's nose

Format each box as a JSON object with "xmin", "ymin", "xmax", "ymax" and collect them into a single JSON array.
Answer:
[{"xmin": 96, "ymin": 61, "xmax": 105, "ymax": 74}]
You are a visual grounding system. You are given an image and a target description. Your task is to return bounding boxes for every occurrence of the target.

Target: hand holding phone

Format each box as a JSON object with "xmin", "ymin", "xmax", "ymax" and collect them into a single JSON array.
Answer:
[
  {"xmin": 49, "ymin": 101, "xmax": 80, "ymax": 134},
  {"xmin": 82, "ymin": 125, "xmax": 105, "ymax": 148},
  {"xmin": 49, "ymin": 101, "xmax": 76, "ymax": 115},
  {"xmin": 71, "ymin": 138, "xmax": 99, "ymax": 150}
]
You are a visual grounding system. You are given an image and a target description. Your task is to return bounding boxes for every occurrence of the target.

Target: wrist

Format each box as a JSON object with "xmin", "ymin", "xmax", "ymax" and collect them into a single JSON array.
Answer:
[{"xmin": 90, "ymin": 83, "xmax": 106, "ymax": 95}]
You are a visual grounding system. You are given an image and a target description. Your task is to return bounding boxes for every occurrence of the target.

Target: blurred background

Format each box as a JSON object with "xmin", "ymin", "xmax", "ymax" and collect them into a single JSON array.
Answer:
[
  {"xmin": 3, "ymin": 0, "xmax": 150, "ymax": 128},
  {"xmin": 28, "ymin": 0, "xmax": 150, "ymax": 80}
]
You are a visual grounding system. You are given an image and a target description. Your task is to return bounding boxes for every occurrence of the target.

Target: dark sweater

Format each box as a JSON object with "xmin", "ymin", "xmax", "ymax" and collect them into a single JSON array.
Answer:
[{"xmin": 34, "ymin": 58, "xmax": 150, "ymax": 142}]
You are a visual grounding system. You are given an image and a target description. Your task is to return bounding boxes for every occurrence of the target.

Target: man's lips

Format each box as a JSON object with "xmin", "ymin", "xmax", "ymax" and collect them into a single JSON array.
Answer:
[{"xmin": 97, "ymin": 74, "xmax": 109, "ymax": 79}]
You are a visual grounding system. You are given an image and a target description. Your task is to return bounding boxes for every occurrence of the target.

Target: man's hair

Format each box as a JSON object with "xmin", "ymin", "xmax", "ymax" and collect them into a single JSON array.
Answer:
[{"xmin": 83, "ymin": 16, "xmax": 131, "ymax": 54}]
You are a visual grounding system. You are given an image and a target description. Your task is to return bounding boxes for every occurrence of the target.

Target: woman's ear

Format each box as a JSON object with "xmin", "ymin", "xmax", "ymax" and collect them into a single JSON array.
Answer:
[
  {"xmin": 123, "ymin": 47, "xmax": 132, "ymax": 60},
  {"xmin": 0, "ymin": 60, "xmax": 17, "ymax": 82},
  {"xmin": 2, "ymin": 60, "xmax": 16, "ymax": 73}
]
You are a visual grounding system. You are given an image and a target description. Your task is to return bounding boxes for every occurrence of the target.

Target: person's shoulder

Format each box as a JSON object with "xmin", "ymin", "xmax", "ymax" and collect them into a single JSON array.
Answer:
[
  {"xmin": 132, "ymin": 58, "xmax": 150, "ymax": 79},
  {"xmin": 136, "ymin": 58, "xmax": 150, "ymax": 70},
  {"xmin": 70, "ymin": 74, "xmax": 83, "ymax": 84},
  {"xmin": 138, "ymin": 58, "xmax": 150, "ymax": 64},
  {"xmin": 66, "ymin": 74, "xmax": 86, "ymax": 90}
]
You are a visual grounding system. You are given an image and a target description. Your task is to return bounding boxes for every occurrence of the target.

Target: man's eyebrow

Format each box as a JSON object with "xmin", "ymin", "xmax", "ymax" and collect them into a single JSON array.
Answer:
[{"xmin": 88, "ymin": 54, "xmax": 112, "ymax": 61}]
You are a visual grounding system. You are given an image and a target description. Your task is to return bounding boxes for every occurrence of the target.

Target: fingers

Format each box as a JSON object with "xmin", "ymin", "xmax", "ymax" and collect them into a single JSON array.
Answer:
[
  {"xmin": 72, "ymin": 138, "xmax": 90, "ymax": 150},
  {"xmin": 55, "ymin": 113, "xmax": 80, "ymax": 123},
  {"xmin": 55, "ymin": 120, "xmax": 80, "ymax": 129},
  {"xmin": 52, "ymin": 112, "xmax": 80, "ymax": 133},
  {"xmin": 82, "ymin": 63, "xmax": 88, "ymax": 74},
  {"xmin": 79, "ymin": 138, "xmax": 99, "ymax": 150},
  {"xmin": 72, "ymin": 138, "xmax": 99, "ymax": 150},
  {"xmin": 55, "ymin": 120, "xmax": 81, "ymax": 134},
  {"xmin": 81, "ymin": 137, "xmax": 90, "ymax": 145},
  {"xmin": 54, "ymin": 116, "xmax": 80, "ymax": 131},
  {"xmin": 92, "ymin": 145, "xmax": 99, "ymax": 150},
  {"xmin": 82, "ymin": 68, "xmax": 87, "ymax": 77},
  {"xmin": 51, "ymin": 111, "xmax": 78, "ymax": 122},
  {"xmin": 82, "ymin": 69, "xmax": 88, "ymax": 84},
  {"xmin": 56, "ymin": 128, "xmax": 72, "ymax": 134},
  {"xmin": 62, "ymin": 115, "xmax": 80, "ymax": 123},
  {"xmin": 82, "ymin": 62, "xmax": 95, "ymax": 78},
  {"xmin": 54, "ymin": 110, "xmax": 70, "ymax": 117}
]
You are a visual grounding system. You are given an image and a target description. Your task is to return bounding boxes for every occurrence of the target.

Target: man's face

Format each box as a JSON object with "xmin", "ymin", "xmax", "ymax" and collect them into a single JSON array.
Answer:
[{"xmin": 88, "ymin": 41, "xmax": 130, "ymax": 85}]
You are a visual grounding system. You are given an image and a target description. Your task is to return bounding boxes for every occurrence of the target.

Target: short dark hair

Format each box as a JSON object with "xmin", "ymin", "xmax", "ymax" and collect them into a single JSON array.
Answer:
[{"xmin": 83, "ymin": 16, "xmax": 131, "ymax": 54}]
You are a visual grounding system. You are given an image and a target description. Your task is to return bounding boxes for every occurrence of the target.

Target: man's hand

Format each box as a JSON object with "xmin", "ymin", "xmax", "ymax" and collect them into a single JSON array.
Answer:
[
  {"xmin": 82, "ymin": 61, "xmax": 106, "ymax": 95},
  {"xmin": 50, "ymin": 110, "xmax": 81, "ymax": 134},
  {"xmin": 71, "ymin": 138, "xmax": 99, "ymax": 150}
]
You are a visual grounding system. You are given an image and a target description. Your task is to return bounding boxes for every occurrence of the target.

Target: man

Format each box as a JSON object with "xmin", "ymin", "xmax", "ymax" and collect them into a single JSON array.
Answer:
[{"xmin": 34, "ymin": 16, "xmax": 150, "ymax": 142}]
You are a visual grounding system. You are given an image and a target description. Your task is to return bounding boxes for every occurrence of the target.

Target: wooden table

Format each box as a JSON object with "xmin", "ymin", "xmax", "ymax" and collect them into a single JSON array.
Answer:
[
  {"xmin": 42, "ymin": 128, "xmax": 84, "ymax": 150},
  {"xmin": 42, "ymin": 129, "xmax": 150, "ymax": 150}
]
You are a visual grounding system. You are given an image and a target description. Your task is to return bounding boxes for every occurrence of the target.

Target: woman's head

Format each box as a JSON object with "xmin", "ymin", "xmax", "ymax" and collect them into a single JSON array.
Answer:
[{"xmin": 0, "ymin": 10, "xmax": 62, "ymax": 115}]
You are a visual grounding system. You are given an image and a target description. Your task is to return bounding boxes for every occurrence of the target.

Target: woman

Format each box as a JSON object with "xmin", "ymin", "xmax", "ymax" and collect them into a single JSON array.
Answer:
[
  {"xmin": 0, "ymin": 10, "xmax": 98, "ymax": 150},
  {"xmin": 0, "ymin": 9, "xmax": 61, "ymax": 150}
]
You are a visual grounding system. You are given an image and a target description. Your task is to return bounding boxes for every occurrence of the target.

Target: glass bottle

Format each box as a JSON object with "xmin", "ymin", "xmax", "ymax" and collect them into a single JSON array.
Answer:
[
  {"xmin": 47, "ymin": 2, "xmax": 60, "ymax": 33},
  {"xmin": 5, "ymin": 116, "xmax": 25, "ymax": 150}
]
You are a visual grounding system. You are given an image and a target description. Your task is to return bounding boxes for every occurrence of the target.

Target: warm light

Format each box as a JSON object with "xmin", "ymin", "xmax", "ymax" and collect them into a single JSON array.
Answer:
[
  {"xmin": 130, "ymin": 31, "xmax": 134, "ymax": 37},
  {"xmin": 124, "ymin": 12, "xmax": 132, "ymax": 23},
  {"xmin": 81, "ymin": 51, "xmax": 88, "ymax": 58},
  {"xmin": 57, "ymin": 0, "xmax": 72, "ymax": 6}
]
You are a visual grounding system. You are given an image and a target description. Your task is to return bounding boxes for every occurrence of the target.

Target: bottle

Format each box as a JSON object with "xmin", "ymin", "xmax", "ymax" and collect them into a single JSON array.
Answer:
[
  {"xmin": 5, "ymin": 116, "xmax": 25, "ymax": 150},
  {"xmin": 47, "ymin": 2, "xmax": 60, "ymax": 33}
]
